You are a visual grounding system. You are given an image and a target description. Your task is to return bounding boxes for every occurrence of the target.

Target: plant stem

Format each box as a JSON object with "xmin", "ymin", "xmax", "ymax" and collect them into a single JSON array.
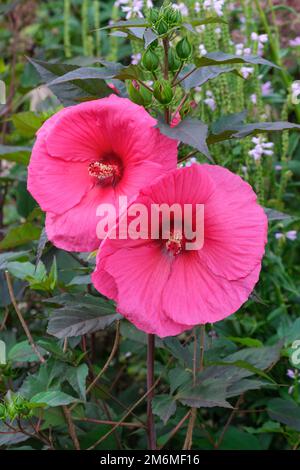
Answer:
[
  {"xmin": 183, "ymin": 326, "xmax": 205, "ymax": 450},
  {"xmin": 5, "ymin": 271, "xmax": 45, "ymax": 364},
  {"xmin": 147, "ymin": 333, "xmax": 156, "ymax": 450},
  {"xmin": 163, "ymin": 37, "xmax": 170, "ymax": 124},
  {"xmin": 62, "ymin": 406, "xmax": 80, "ymax": 450}
]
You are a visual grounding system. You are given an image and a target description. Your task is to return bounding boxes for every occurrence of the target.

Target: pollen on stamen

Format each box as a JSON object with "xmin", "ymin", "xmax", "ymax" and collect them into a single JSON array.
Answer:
[
  {"xmin": 88, "ymin": 160, "xmax": 122, "ymax": 186},
  {"xmin": 166, "ymin": 232, "xmax": 183, "ymax": 256}
]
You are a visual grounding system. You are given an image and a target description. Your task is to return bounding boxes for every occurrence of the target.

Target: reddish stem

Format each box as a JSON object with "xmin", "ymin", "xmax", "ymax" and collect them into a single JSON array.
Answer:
[{"xmin": 147, "ymin": 333, "xmax": 156, "ymax": 450}]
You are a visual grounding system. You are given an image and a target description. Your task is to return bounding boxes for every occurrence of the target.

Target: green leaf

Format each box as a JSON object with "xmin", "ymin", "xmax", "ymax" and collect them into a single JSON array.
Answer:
[
  {"xmin": 217, "ymin": 426, "xmax": 262, "ymax": 450},
  {"xmin": 264, "ymin": 208, "xmax": 293, "ymax": 221},
  {"xmin": 8, "ymin": 341, "xmax": 46, "ymax": 363},
  {"xmin": 47, "ymin": 66, "xmax": 123, "ymax": 87},
  {"xmin": 225, "ymin": 378, "xmax": 268, "ymax": 398},
  {"xmin": 179, "ymin": 65, "xmax": 241, "ymax": 90},
  {"xmin": 0, "ymin": 223, "xmax": 41, "ymax": 250},
  {"xmin": 0, "ymin": 251, "xmax": 29, "ymax": 270},
  {"xmin": 156, "ymin": 117, "xmax": 211, "ymax": 160},
  {"xmin": 268, "ymin": 398, "xmax": 300, "ymax": 432},
  {"xmin": 169, "ymin": 367, "xmax": 191, "ymax": 395},
  {"xmin": 65, "ymin": 364, "xmax": 89, "ymax": 400},
  {"xmin": 152, "ymin": 395, "xmax": 177, "ymax": 425},
  {"xmin": 143, "ymin": 28, "xmax": 157, "ymax": 48},
  {"xmin": 6, "ymin": 261, "xmax": 46, "ymax": 281},
  {"xmin": 232, "ymin": 121, "xmax": 300, "ymax": 138},
  {"xmin": 0, "ymin": 144, "xmax": 31, "ymax": 165},
  {"xmin": 100, "ymin": 18, "xmax": 148, "ymax": 30},
  {"xmin": 195, "ymin": 52, "xmax": 279, "ymax": 69},
  {"xmin": 46, "ymin": 295, "xmax": 120, "ymax": 338},
  {"xmin": 177, "ymin": 378, "xmax": 233, "ymax": 409},
  {"xmin": 30, "ymin": 390, "xmax": 78, "ymax": 407},
  {"xmin": 11, "ymin": 111, "xmax": 44, "ymax": 138},
  {"xmin": 227, "ymin": 337, "xmax": 263, "ymax": 348},
  {"xmin": 28, "ymin": 59, "xmax": 112, "ymax": 105},
  {"xmin": 114, "ymin": 64, "xmax": 142, "ymax": 81}
]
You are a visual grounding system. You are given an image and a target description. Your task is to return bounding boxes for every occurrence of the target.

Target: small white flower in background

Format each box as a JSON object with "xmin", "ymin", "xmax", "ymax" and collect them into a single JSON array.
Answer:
[
  {"xmin": 275, "ymin": 232, "xmax": 284, "ymax": 240},
  {"xmin": 248, "ymin": 136, "xmax": 274, "ymax": 161},
  {"xmin": 146, "ymin": 0, "xmax": 153, "ymax": 7},
  {"xmin": 286, "ymin": 230, "xmax": 297, "ymax": 241},
  {"xmin": 215, "ymin": 27, "xmax": 221, "ymax": 36},
  {"xmin": 204, "ymin": 90, "xmax": 216, "ymax": 111},
  {"xmin": 275, "ymin": 164, "xmax": 282, "ymax": 171},
  {"xmin": 131, "ymin": 52, "xmax": 141, "ymax": 65},
  {"xmin": 287, "ymin": 369, "xmax": 300, "ymax": 395},
  {"xmin": 172, "ymin": 2, "xmax": 189, "ymax": 16},
  {"xmin": 251, "ymin": 32, "xmax": 268, "ymax": 55},
  {"xmin": 251, "ymin": 94, "xmax": 257, "ymax": 104},
  {"xmin": 116, "ymin": 0, "xmax": 144, "ymax": 19},
  {"xmin": 291, "ymin": 81, "xmax": 300, "ymax": 105},
  {"xmin": 204, "ymin": 0, "xmax": 225, "ymax": 17},
  {"xmin": 275, "ymin": 231, "xmax": 297, "ymax": 241},
  {"xmin": 240, "ymin": 66, "xmax": 254, "ymax": 79},
  {"xmin": 185, "ymin": 157, "xmax": 197, "ymax": 167},
  {"xmin": 235, "ymin": 43, "xmax": 251, "ymax": 56},
  {"xmin": 289, "ymin": 36, "xmax": 300, "ymax": 47},
  {"xmin": 199, "ymin": 44, "xmax": 207, "ymax": 56},
  {"xmin": 194, "ymin": 1, "xmax": 201, "ymax": 13},
  {"xmin": 261, "ymin": 81, "xmax": 273, "ymax": 96},
  {"xmin": 241, "ymin": 165, "xmax": 247, "ymax": 175},
  {"xmin": 196, "ymin": 25, "xmax": 205, "ymax": 33}
]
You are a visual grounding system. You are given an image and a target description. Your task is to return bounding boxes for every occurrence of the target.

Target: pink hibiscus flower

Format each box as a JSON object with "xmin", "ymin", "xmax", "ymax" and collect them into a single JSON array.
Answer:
[
  {"xmin": 27, "ymin": 95, "xmax": 177, "ymax": 252},
  {"xmin": 92, "ymin": 164, "xmax": 268, "ymax": 338}
]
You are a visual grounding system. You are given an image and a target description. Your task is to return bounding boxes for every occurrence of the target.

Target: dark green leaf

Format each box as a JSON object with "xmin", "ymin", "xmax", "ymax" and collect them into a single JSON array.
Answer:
[
  {"xmin": 156, "ymin": 117, "xmax": 211, "ymax": 160},
  {"xmin": 179, "ymin": 65, "xmax": 240, "ymax": 90},
  {"xmin": 195, "ymin": 52, "xmax": 279, "ymax": 69},
  {"xmin": 30, "ymin": 390, "xmax": 78, "ymax": 407},
  {"xmin": 268, "ymin": 398, "xmax": 300, "ymax": 432},
  {"xmin": 152, "ymin": 395, "xmax": 177, "ymax": 424}
]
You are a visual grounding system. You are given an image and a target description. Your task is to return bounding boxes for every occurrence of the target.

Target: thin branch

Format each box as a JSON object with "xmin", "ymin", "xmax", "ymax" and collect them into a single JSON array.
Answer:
[
  {"xmin": 173, "ymin": 67, "xmax": 197, "ymax": 88},
  {"xmin": 5, "ymin": 271, "xmax": 45, "ymax": 364},
  {"xmin": 62, "ymin": 406, "xmax": 80, "ymax": 450},
  {"xmin": 85, "ymin": 320, "xmax": 120, "ymax": 396},
  {"xmin": 159, "ymin": 410, "xmax": 191, "ymax": 449},
  {"xmin": 74, "ymin": 417, "xmax": 145, "ymax": 429},
  {"xmin": 215, "ymin": 394, "xmax": 244, "ymax": 448},
  {"xmin": 147, "ymin": 334, "xmax": 156, "ymax": 450}
]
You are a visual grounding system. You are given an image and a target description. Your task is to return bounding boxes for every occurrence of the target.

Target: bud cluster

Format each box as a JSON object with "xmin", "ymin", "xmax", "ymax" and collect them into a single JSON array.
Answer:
[
  {"xmin": 0, "ymin": 394, "xmax": 37, "ymax": 421},
  {"xmin": 149, "ymin": 3, "xmax": 182, "ymax": 36}
]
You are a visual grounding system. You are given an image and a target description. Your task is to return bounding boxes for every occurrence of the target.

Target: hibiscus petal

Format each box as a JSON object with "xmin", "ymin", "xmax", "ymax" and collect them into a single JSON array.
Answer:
[
  {"xmin": 45, "ymin": 185, "xmax": 115, "ymax": 252},
  {"xmin": 163, "ymin": 251, "xmax": 262, "ymax": 325},
  {"xmin": 97, "ymin": 242, "xmax": 187, "ymax": 337},
  {"xmin": 199, "ymin": 164, "xmax": 268, "ymax": 280},
  {"xmin": 27, "ymin": 139, "xmax": 93, "ymax": 214}
]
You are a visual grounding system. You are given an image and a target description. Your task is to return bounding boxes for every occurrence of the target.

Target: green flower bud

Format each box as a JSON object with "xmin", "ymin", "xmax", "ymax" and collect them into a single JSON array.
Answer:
[
  {"xmin": 142, "ymin": 49, "xmax": 159, "ymax": 72},
  {"xmin": 176, "ymin": 37, "xmax": 192, "ymax": 60},
  {"xmin": 155, "ymin": 18, "xmax": 168, "ymax": 35},
  {"xmin": 163, "ymin": 5, "xmax": 182, "ymax": 26},
  {"xmin": 128, "ymin": 82, "xmax": 145, "ymax": 106},
  {"xmin": 140, "ymin": 85, "xmax": 153, "ymax": 106},
  {"xmin": 153, "ymin": 79, "xmax": 173, "ymax": 105},
  {"xmin": 168, "ymin": 48, "xmax": 181, "ymax": 72},
  {"xmin": 148, "ymin": 7, "xmax": 160, "ymax": 24}
]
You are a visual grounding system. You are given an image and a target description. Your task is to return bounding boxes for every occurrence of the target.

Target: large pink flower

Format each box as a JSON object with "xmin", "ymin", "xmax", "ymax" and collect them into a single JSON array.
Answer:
[
  {"xmin": 27, "ymin": 95, "xmax": 177, "ymax": 252},
  {"xmin": 92, "ymin": 164, "xmax": 268, "ymax": 338}
]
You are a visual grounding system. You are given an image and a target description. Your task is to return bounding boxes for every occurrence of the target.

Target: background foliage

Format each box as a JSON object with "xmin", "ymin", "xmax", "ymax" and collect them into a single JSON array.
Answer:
[{"xmin": 0, "ymin": 0, "xmax": 300, "ymax": 450}]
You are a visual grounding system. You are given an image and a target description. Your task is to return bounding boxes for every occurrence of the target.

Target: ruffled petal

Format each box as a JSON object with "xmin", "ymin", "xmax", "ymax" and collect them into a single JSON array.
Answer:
[
  {"xmin": 27, "ymin": 139, "xmax": 93, "ymax": 214},
  {"xmin": 45, "ymin": 185, "xmax": 115, "ymax": 252},
  {"xmin": 94, "ymin": 241, "xmax": 187, "ymax": 337},
  {"xmin": 199, "ymin": 164, "xmax": 268, "ymax": 280}
]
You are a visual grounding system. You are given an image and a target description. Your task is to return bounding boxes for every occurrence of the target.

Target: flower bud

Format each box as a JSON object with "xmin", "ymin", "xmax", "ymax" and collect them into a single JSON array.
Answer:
[
  {"xmin": 153, "ymin": 79, "xmax": 173, "ymax": 105},
  {"xmin": 155, "ymin": 18, "xmax": 168, "ymax": 35},
  {"xmin": 128, "ymin": 82, "xmax": 145, "ymax": 106},
  {"xmin": 168, "ymin": 48, "xmax": 181, "ymax": 72},
  {"xmin": 140, "ymin": 85, "xmax": 153, "ymax": 106},
  {"xmin": 176, "ymin": 37, "xmax": 192, "ymax": 60},
  {"xmin": 163, "ymin": 6, "xmax": 182, "ymax": 26},
  {"xmin": 142, "ymin": 49, "xmax": 159, "ymax": 72},
  {"xmin": 148, "ymin": 7, "xmax": 160, "ymax": 25}
]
